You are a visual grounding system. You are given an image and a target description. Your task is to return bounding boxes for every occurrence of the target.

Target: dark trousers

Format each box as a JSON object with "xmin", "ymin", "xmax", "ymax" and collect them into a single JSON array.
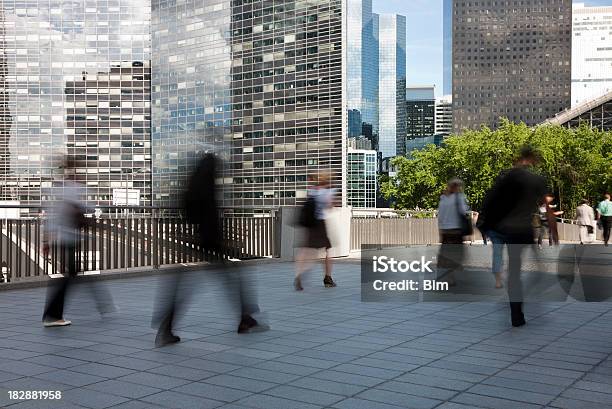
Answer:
[
  {"xmin": 153, "ymin": 260, "xmax": 259, "ymax": 336},
  {"xmin": 43, "ymin": 244, "xmax": 114, "ymax": 321},
  {"xmin": 503, "ymin": 233, "xmax": 532, "ymax": 326},
  {"xmin": 602, "ymin": 216, "xmax": 612, "ymax": 245},
  {"xmin": 43, "ymin": 244, "xmax": 77, "ymax": 321}
]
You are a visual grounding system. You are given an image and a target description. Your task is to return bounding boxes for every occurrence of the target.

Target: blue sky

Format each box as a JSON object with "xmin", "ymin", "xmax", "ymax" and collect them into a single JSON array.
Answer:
[{"xmin": 372, "ymin": 0, "xmax": 612, "ymax": 97}]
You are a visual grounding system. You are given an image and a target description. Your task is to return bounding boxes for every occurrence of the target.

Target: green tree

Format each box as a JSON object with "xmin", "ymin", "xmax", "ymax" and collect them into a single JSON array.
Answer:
[{"xmin": 381, "ymin": 120, "xmax": 612, "ymax": 216}]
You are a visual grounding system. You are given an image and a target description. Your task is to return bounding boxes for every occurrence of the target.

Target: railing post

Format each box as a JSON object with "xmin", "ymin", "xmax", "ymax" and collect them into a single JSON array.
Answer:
[{"xmin": 152, "ymin": 210, "xmax": 159, "ymax": 269}]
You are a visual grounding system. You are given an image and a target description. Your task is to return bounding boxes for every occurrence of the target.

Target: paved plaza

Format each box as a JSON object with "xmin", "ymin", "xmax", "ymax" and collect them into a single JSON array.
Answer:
[{"xmin": 0, "ymin": 258, "xmax": 611, "ymax": 409}]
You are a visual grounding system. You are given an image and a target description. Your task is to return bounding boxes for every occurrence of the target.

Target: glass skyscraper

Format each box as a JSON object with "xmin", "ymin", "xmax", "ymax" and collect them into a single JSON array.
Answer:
[
  {"xmin": 377, "ymin": 13, "xmax": 406, "ymax": 159},
  {"xmin": 346, "ymin": 0, "xmax": 378, "ymax": 141},
  {"xmin": 0, "ymin": 0, "xmax": 151, "ymax": 205},
  {"xmin": 152, "ymin": 0, "xmax": 345, "ymax": 208},
  {"xmin": 442, "ymin": 0, "xmax": 452, "ymax": 96}
]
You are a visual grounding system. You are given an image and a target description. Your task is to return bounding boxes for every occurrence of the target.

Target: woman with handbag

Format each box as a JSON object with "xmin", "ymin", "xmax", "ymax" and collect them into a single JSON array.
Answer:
[
  {"xmin": 436, "ymin": 178, "xmax": 471, "ymax": 286},
  {"xmin": 575, "ymin": 199, "xmax": 595, "ymax": 244}
]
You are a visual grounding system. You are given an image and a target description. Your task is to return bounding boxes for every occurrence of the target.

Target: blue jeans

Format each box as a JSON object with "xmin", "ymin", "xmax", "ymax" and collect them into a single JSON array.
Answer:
[{"xmin": 486, "ymin": 230, "xmax": 506, "ymax": 274}]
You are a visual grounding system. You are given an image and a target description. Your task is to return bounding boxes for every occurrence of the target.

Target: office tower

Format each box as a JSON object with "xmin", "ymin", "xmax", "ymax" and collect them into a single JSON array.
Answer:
[
  {"xmin": 65, "ymin": 63, "xmax": 152, "ymax": 205},
  {"xmin": 0, "ymin": 0, "xmax": 151, "ymax": 205},
  {"xmin": 378, "ymin": 14, "xmax": 407, "ymax": 159},
  {"xmin": 435, "ymin": 95, "xmax": 453, "ymax": 137},
  {"xmin": 348, "ymin": 109, "xmax": 362, "ymax": 138},
  {"xmin": 452, "ymin": 0, "xmax": 572, "ymax": 132},
  {"xmin": 443, "ymin": 0, "xmax": 452, "ymax": 96},
  {"xmin": 152, "ymin": 0, "xmax": 345, "ymax": 208},
  {"xmin": 0, "ymin": 9, "xmax": 10, "ymax": 200},
  {"xmin": 572, "ymin": 3, "xmax": 612, "ymax": 108},
  {"xmin": 347, "ymin": 147, "xmax": 377, "ymax": 208},
  {"xmin": 347, "ymin": 0, "xmax": 378, "ymax": 137},
  {"xmin": 406, "ymin": 86, "xmax": 436, "ymax": 138}
]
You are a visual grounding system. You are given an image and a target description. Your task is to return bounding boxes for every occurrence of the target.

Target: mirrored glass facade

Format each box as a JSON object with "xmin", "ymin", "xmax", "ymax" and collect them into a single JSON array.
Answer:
[
  {"xmin": 346, "ymin": 0, "xmax": 378, "ymax": 140},
  {"xmin": 152, "ymin": 0, "xmax": 345, "ymax": 208},
  {"xmin": 377, "ymin": 13, "xmax": 406, "ymax": 159},
  {"xmin": 347, "ymin": 148, "xmax": 376, "ymax": 208},
  {"xmin": 0, "ymin": 0, "xmax": 151, "ymax": 205}
]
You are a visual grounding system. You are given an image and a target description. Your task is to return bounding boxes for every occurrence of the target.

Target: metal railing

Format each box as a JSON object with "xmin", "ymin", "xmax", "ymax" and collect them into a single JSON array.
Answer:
[
  {"xmin": 0, "ymin": 206, "xmax": 280, "ymax": 284},
  {"xmin": 350, "ymin": 211, "xmax": 587, "ymax": 251}
]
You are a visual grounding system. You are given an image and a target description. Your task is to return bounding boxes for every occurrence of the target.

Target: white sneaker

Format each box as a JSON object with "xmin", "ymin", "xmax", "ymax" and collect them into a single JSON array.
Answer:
[{"xmin": 43, "ymin": 319, "xmax": 72, "ymax": 327}]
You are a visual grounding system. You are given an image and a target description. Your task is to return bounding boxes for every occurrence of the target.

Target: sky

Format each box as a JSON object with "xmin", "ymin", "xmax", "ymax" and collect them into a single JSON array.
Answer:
[{"xmin": 372, "ymin": 0, "xmax": 612, "ymax": 98}]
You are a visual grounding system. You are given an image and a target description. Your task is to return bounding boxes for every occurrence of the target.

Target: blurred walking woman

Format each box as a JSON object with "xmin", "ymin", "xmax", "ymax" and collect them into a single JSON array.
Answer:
[
  {"xmin": 436, "ymin": 178, "xmax": 471, "ymax": 286},
  {"xmin": 294, "ymin": 171, "xmax": 337, "ymax": 290}
]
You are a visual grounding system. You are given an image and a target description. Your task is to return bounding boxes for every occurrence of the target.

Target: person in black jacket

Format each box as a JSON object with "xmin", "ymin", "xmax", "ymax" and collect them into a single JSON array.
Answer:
[
  {"xmin": 479, "ymin": 146, "xmax": 547, "ymax": 327},
  {"xmin": 153, "ymin": 153, "xmax": 266, "ymax": 347}
]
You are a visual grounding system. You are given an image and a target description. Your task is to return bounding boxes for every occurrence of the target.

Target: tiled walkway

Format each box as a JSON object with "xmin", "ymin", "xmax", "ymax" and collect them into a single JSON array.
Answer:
[{"xmin": 0, "ymin": 259, "xmax": 611, "ymax": 409}]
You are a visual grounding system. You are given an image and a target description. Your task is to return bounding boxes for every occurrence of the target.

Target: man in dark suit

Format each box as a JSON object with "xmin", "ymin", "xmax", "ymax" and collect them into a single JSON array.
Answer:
[
  {"xmin": 479, "ymin": 146, "xmax": 547, "ymax": 327},
  {"xmin": 153, "ymin": 153, "xmax": 266, "ymax": 347}
]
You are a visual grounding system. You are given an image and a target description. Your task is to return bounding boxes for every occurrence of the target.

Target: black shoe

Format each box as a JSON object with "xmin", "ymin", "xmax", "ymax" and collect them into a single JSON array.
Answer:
[
  {"xmin": 512, "ymin": 318, "xmax": 526, "ymax": 327},
  {"xmin": 238, "ymin": 316, "xmax": 270, "ymax": 334},
  {"xmin": 323, "ymin": 276, "xmax": 337, "ymax": 288},
  {"xmin": 155, "ymin": 332, "xmax": 180, "ymax": 347},
  {"xmin": 294, "ymin": 277, "xmax": 304, "ymax": 291}
]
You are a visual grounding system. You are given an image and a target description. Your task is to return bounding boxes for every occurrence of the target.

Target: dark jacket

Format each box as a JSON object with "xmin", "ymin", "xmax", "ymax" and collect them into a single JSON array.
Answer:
[
  {"xmin": 184, "ymin": 154, "xmax": 222, "ymax": 251},
  {"xmin": 480, "ymin": 166, "xmax": 547, "ymax": 238}
]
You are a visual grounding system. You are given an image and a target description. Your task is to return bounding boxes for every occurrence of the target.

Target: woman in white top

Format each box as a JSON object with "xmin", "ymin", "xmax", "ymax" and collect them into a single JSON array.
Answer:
[
  {"xmin": 294, "ymin": 171, "xmax": 337, "ymax": 290},
  {"xmin": 575, "ymin": 199, "xmax": 595, "ymax": 244},
  {"xmin": 436, "ymin": 178, "xmax": 470, "ymax": 286}
]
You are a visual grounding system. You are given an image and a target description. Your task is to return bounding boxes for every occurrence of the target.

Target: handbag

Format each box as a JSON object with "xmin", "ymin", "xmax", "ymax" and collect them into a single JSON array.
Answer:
[
  {"xmin": 586, "ymin": 225, "xmax": 594, "ymax": 235},
  {"xmin": 455, "ymin": 194, "xmax": 473, "ymax": 237},
  {"xmin": 297, "ymin": 196, "xmax": 317, "ymax": 228}
]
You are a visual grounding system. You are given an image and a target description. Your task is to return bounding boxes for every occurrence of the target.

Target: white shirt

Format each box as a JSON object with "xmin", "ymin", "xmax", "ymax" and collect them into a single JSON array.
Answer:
[
  {"xmin": 437, "ymin": 193, "xmax": 470, "ymax": 230},
  {"xmin": 45, "ymin": 181, "xmax": 86, "ymax": 245},
  {"xmin": 308, "ymin": 187, "xmax": 334, "ymax": 220}
]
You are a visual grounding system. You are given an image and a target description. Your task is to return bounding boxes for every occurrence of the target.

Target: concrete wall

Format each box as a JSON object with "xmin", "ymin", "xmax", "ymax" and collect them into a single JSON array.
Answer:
[{"xmin": 279, "ymin": 206, "xmax": 352, "ymax": 261}]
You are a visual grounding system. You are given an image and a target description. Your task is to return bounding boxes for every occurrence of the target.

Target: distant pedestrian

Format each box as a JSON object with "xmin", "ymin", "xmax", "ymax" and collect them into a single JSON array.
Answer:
[
  {"xmin": 544, "ymin": 194, "xmax": 563, "ymax": 246},
  {"xmin": 436, "ymin": 178, "xmax": 471, "ymax": 286},
  {"xmin": 596, "ymin": 193, "xmax": 612, "ymax": 246},
  {"xmin": 575, "ymin": 199, "xmax": 595, "ymax": 244},
  {"xmin": 479, "ymin": 146, "xmax": 547, "ymax": 327},
  {"xmin": 294, "ymin": 171, "xmax": 337, "ymax": 291}
]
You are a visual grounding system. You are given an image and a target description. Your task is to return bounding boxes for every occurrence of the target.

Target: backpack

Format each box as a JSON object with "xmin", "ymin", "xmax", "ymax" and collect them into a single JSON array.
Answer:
[{"xmin": 297, "ymin": 196, "xmax": 317, "ymax": 228}]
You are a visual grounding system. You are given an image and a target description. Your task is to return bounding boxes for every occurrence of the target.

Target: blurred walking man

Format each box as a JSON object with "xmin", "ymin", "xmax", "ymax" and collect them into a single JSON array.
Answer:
[
  {"xmin": 153, "ymin": 153, "xmax": 267, "ymax": 347},
  {"xmin": 42, "ymin": 156, "xmax": 114, "ymax": 327},
  {"xmin": 479, "ymin": 146, "xmax": 547, "ymax": 327}
]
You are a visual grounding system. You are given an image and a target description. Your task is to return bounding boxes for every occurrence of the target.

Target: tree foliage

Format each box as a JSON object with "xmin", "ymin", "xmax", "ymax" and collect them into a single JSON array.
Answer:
[{"xmin": 381, "ymin": 120, "xmax": 612, "ymax": 215}]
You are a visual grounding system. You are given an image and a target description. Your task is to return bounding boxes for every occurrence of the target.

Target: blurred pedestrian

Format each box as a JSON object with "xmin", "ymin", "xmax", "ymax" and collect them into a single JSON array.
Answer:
[
  {"xmin": 436, "ymin": 178, "xmax": 471, "ymax": 286},
  {"xmin": 479, "ymin": 146, "xmax": 547, "ymax": 327},
  {"xmin": 153, "ymin": 153, "xmax": 267, "ymax": 347},
  {"xmin": 575, "ymin": 199, "xmax": 595, "ymax": 244},
  {"xmin": 294, "ymin": 171, "xmax": 337, "ymax": 291},
  {"xmin": 544, "ymin": 194, "xmax": 563, "ymax": 246},
  {"xmin": 596, "ymin": 193, "xmax": 612, "ymax": 246},
  {"xmin": 42, "ymin": 156, "xmax": 115, "ymax": 327}
]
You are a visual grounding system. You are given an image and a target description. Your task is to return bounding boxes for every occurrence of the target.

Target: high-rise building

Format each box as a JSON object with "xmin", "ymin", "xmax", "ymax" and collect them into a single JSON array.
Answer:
[
  {"xmin": 572, "ymin": 3, "xmax": 612, "ymax": 108},
  {"xmin": 377, "ymin": 13, "xmax": 407, "ymax": 159},
  {"xmin": 65, "ymin": 63, "xmax": 152, "ymax": 205},
  {"xmin": 152, "ymin": 0, "xmax": 345, "ymax": 208},
  {"xmin": 346, "ymin": 0, "xmax": 378, "ymax": 137},
  {"xmin": 406, "ymin": 86, "xmax": 436, "ymax": 138},
  {"xmin": 452, "ymin": 0, "xmax": 572, "ymax": 132},
  {"xmin": 0, "ymin": 0, "xmax": 151, "ymax": 205},
  {"xmin": 435, "ymin": 95, "xmax": 453, "ymax": 137},
  {"xmin": 443, "ymin": 0, "xmax": 453, "ymax": 96},
  {"xmin": 347, "ymin": 148, "xmax": 377, "ymax": 208},
  {"xmin": 0, "ymin": 9, "xmax": 11, "ymax": 200}
]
